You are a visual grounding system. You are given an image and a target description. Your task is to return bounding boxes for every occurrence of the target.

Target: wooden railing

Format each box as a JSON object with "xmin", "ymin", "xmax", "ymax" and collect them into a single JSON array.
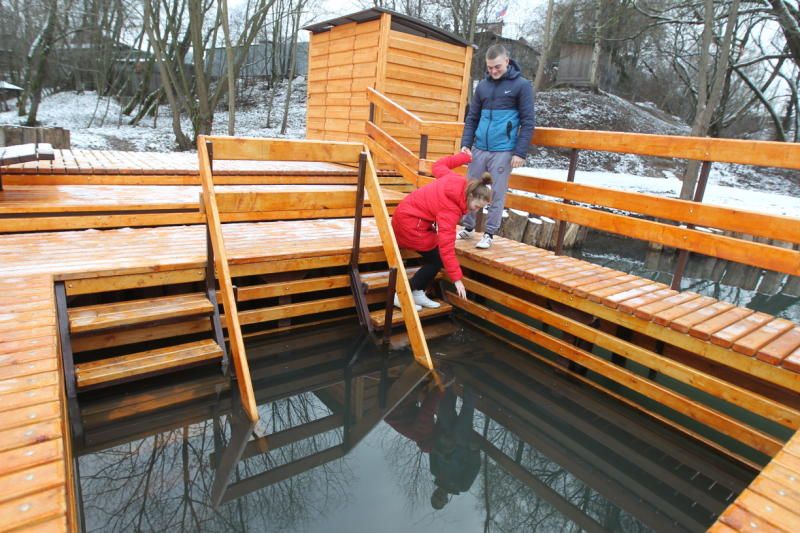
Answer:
[
  {"xmin": 366, "ymin": 88, "xmax": 800, "ymax": 285},
  {"xmin": 198, "ymin": 135, "xmax": 434, "ymax": 406}
]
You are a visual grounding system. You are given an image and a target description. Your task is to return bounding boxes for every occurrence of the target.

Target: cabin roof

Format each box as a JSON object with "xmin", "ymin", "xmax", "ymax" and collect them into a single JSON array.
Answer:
[{"xmin": 303, "ymin": 8, "xmax": 469, "ymax": 48}]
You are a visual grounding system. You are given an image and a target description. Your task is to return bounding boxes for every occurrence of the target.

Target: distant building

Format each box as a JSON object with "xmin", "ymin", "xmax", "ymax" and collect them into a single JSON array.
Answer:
[
  {"xmin": 206, "ymin": 41, "xmax": 308, "ymax": 80},
  {"xmin": 555, "ymin": 42, "xmax": 617, "ymax": 90},
  {"xmin": 470, "ymin": 22, "xmax": 538, "ymax": 86}
]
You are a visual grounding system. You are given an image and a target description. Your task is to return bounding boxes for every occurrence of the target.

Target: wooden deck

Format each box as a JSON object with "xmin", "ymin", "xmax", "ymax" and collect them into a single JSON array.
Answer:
[
  {"xmin": 1, "ymin": 217, "xmax": 800, "ymax": 529},
  {"xmin": 0, "ymin": 184, "xmax": 405, "ymax": 233},
  {"xmin": 0, "ymin": 276, "xmax": 75, "ymax": 532},
  {"xmin": 0, "ymin": 149, "xmax": 403, "ymax": 186},
  {"xmin": 711, "ymin": 429, "xmax": 800, "ymax": 532}
]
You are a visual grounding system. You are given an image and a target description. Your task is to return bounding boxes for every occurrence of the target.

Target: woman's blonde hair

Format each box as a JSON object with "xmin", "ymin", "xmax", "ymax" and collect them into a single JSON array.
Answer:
[{"xmin": 466, "ymin": 172, "xmax": 493, "ymax": 203}]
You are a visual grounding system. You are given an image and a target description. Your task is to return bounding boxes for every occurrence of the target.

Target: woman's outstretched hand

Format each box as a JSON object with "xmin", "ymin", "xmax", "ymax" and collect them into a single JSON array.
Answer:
[{"xmin": 454, "ymin": 280, "xmax": 467, "ymax": 299}]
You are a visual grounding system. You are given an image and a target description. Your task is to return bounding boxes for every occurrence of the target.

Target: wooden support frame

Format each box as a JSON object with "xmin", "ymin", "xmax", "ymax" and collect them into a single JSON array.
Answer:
[
  {"xmin": 54, "ymin": 281, "xmax": 83, "ymax": 443},
  {"xmin": 457, "ymin": 255, "xmax": 800, "ymax": 393},
  {"xmin": 449, "ymin": 292, "xmax": 783, "ymax": 457},
  {"xmin": 459, "ymin": 276, "xmax": 800, "ymax": 430}
]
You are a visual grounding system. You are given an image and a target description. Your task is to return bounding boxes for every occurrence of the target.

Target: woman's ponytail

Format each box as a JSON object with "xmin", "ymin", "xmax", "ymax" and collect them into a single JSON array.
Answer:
[{"xmin": 466, "ymin": 172, "xmax": 493, "ymax": 203}]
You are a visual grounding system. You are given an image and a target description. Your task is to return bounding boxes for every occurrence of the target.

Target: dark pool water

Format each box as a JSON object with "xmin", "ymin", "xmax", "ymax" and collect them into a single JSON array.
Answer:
[{"xmin": 74, "ymin": 319, "xmax": 757, "ymax": 533}]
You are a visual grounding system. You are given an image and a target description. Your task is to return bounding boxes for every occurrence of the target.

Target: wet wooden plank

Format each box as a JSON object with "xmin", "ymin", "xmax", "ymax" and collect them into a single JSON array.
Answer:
[
  {"xmin": 0, "ymin": 487, "xmax": 66, "ymax": 532},
  {"xmin": 734, "ymin": 489, "xmax": 800, "ymax": 531},
  {"xmin": 712, "ymin": 312, "xmax": 777, "ymax": 348},
  {"xmin": 75, "ymin": 339, "xmax": 223, "ymax": 389},
  {"xmin": 651, "ymin": 295, "xmax": 717, "ymax": 327},
  {"xmin": 68, "ymin": 293, "xmax": 213, "ymax": 334},
  {"xmin": 0, "ymin": 462, "xmax": 66, "ymax": 506},
  {"xmin": 687, "ymin": 307, "xmax": 755, "ymax": 342},
  {"xmin": 632, "ymin": 291, "xmax": 701, "ymax": 321},
  {"xmin": 757, "ymin": 327, "xmax": 800, "ymax": 365},
  {"xmin": 717, "ymin": 505, "xmax": 785, "ymax": 533},
  {"xmin": 616, "ymin": 288, "xmax": 677, "ymax": 315}
]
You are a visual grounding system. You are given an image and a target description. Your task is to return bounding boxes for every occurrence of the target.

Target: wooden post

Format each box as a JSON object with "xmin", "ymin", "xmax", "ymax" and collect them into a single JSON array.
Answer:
[
  {"xmin": 198, "ymin": 136, "xmax": 259, "ymax": 423},
  {"xmin": 671, "ymin": 160, "xmax": 712, "ymax": 290},
  {"xmin": 555, "ymin": 149, "xmax": 579, "ymax": 255}
]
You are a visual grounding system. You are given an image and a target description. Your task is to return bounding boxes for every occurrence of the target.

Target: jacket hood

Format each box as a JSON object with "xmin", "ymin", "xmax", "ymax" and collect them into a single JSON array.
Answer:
[{"xmin": 485, "ymin": 58, "xmax": 522, "ymax": 81}]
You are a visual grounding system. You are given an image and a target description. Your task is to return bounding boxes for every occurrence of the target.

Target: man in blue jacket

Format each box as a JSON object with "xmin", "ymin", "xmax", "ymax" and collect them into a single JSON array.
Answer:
[{"xmin": 459, "ymin": 44, "xmax": 535, "ymax": 249}]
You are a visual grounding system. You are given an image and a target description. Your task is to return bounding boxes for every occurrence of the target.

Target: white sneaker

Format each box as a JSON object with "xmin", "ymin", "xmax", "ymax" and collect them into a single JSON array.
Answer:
[
  {"xmin": 476, "ymin": 233, "xmax": 493, "ymax": 249},
  {"xmin": 457, "ymin": 228, "xmax": 473, "ymax": 240},
  {"xmin": 394, "ymin": 293, "xmax": 422, "ymax": 311},
  {"xmin": 412, "ymin": 290, "xmax": 441, "ymax": 309}
]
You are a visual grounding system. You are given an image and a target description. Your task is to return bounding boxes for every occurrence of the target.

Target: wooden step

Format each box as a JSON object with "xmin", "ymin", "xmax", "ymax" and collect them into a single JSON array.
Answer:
[
  {"xmin": 69, "ymin": 293, "xmax": 215, "ymax": 334},
  {"xmin": 369, "ymin": 299, "xmax": 452, "ymax": 329},
  {"xmin": 75, "ymin": 339, "xmax": 223, "ymax": 390},
  {"xmin": 385, "ymin": 320, "xmax": 458, "ymax": 350},
  {"xmin": 359, "ymin": 266, "xmax": 420, "ymax": 291}
]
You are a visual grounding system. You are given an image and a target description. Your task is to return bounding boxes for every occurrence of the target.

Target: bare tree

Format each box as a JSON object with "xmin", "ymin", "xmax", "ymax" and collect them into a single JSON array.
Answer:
[
  {"xmin": 534, "ymin": 0, "xmax": 556, "ymax": 92},
  {"xmin": 681, "ymin": 0, "xmax": 741, "ymax": 199}
]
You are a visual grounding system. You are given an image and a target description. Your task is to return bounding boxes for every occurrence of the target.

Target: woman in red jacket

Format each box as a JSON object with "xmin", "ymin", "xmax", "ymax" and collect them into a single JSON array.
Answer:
[{"xmin": 391, "ymin": 151, "xmax": 493, "ymax": 310}]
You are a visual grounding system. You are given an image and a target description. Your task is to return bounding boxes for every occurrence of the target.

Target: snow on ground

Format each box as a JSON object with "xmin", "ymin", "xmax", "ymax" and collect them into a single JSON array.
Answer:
[
  {"xmin": 0, "ymin": 78, "xmax": 307, "ymax": 152},
  {"xmin": 2, "ymin": 82, "xmax": 797, "ymax": 211},
  {"xmin": 514, "ymin": 167, "xmax": 800, "ymax": 219}
]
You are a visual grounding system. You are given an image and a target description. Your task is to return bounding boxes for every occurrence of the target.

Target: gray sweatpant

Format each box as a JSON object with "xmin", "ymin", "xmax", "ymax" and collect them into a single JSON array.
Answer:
[{"xmin": 460, "ymin": 148, "xmax": 513, "ymax": 236}]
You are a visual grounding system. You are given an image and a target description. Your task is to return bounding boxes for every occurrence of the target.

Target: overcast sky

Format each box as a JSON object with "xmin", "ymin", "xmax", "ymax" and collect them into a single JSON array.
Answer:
[{"xmin": 304, "ymin": 0, "xmax": 541, "ymax": 41}]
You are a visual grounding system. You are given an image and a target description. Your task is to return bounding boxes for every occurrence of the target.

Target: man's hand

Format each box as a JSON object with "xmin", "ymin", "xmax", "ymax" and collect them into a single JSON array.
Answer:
[
  {"xmin": 461, "ymin": 146, "xmax": 472, "ymax": 157},
  {"xmin": 511, "ymin": 155, "xmax": 525, "ymax": 168},
  {"xmin": 454, "ymin": 280, "xmax": 467, "ymax": 299}
]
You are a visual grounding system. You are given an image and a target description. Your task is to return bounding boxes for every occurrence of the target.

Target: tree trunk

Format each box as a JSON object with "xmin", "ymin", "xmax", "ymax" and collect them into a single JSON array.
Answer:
[
  {"xmin": 221, "ymin": 0, "xmax": 236, "ymax": 136},
  {"xmin": 534, "ymin": 0, "xmax": 555, "ymax": 92},
  {"xmin": 281, "ymin": 5, "xmax": 302, "ymax": 135},
  {"xmin": 25, "ymin": 1, "xmax": 58, "ymax": 127},
  {"xmin": 588, "ymin": 0, "xmax": 603, "ymax": 92},
  {"xmin": 680, "ymin": 0, "xmax": 740, "ymax": 200}
]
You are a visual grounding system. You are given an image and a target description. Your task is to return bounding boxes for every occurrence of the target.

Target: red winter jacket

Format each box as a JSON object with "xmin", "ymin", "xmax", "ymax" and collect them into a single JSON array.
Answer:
[{"xmin": 391, "ymin": 152, "xmax": 471, "ymax": 282}]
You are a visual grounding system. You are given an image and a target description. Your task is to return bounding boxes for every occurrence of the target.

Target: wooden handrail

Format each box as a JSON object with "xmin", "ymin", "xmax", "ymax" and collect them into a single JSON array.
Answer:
[
  {"xmin": 362, "ymin": 149, "xmax": 434, "ymax": 369},
  {"xmin": 365, "ymin": 88, "xmax": 800, "ymax": 273},
  {"xmin": 205, "ymin": 136, "xmax": 364, "ymax": 164},
  {"xmin": 368, "ymin": 87, "xmax": 800, "ymax": 169},
  {"xmin": 198, "ymin": 136, "xmax": 259, "ymax": 423},
  {"xmin": 504, "ymin": 192, "xmax": 800, "ymax": 276},
  {"xmin": 366, "ymin": 88, "xmax": 424, "ymax": 134},
  {"xmin": 508, "ymin": 174, "xmax": 800, "ymax": 246}
]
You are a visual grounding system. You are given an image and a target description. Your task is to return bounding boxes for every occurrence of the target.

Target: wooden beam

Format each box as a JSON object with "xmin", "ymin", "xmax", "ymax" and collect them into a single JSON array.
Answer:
[
  {"xmin": 206, "ymin": 137, "xmax": 363, "ymax": 164},
  {"xmin": 508, "ymin": 174, "xmax": 800, "ymax": 246},
  {"xmin": 531, "ymin": 128, "xmax": 800, "ymax": 170},
  {"xmin": 504, "ymin": 193, "xmax": 800, "ymax": 276},
  {"xmin": 367, "ymin": 87, "xmax": 422, "ymax": 134},
  {"xmin": 210, "ymin": 189, "xmax": 358, "ymax": 213},
  {"xmin": 363, "ymin": 150, "xmax": 432, "ymax": 368}
]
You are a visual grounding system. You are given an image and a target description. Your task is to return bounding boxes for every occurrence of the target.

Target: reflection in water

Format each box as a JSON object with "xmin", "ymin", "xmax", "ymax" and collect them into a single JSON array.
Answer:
[{"xmin": 75, "ymin": 324, "xmax": 754, "ymax": 532}]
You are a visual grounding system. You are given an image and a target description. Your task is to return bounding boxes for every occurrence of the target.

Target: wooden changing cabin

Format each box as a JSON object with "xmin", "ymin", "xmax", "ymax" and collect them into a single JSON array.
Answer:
[{"xmin": 304, "ymin": 8, "xmax": 473, "ymax": 162}]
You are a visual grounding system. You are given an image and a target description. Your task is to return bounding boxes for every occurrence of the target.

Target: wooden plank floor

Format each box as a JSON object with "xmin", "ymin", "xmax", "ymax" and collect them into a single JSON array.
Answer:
[
  {"xmin": 1, "ymin": 220, "xmax": 799, "ymax": 531},
  {"xmin": 0, "ymin": 219, "xmax": 384, "ymax": 279},
  {"xmin": 0, "ymin": 275, "xmax": 74, "ymax": 532},
  {"xmin": 0, "ymin": 184, "xmax": 405, "ymax": 214},
  {"xmin": 1, "ymin": 149, "xmax": 402, "ymax": 186},
  {"xmin": 711, "ymin": 430, "xmax": 800, "ymax": 532}
]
